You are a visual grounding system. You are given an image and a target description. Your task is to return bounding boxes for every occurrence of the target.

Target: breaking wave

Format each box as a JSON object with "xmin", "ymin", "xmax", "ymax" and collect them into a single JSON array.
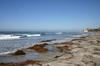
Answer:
[
  {"xmin": 0, "ymin": 34, "xmax": 41, "ymax": 40},
  {"xmin": 0, "ymin": 50, "xmax": 16, "ymax": 55},
  {"xmin": 0, "ymin": 35, "xmax": 20, "ymax": 40}
]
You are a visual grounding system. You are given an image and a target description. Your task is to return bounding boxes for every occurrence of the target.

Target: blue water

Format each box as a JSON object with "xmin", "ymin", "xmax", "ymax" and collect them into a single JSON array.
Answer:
[
  {"xmin": 0, "ymin": 31, "xmax": 87, "ymax": 63},
  {"xmin": 0, "ymin": 31, "xmax": 85, "ymax": 53}
]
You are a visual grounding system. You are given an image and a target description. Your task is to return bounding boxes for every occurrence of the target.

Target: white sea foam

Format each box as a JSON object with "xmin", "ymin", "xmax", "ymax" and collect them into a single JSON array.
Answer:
[
  {"xmin": 24, "ymin": 34, "xmax": 41, "ymax": 37},
  {"xmin": 72, "ymin": 33, "xmax": 89, "ymax": 38},
  {"xmin": 55, "ymin": 32, "xmax": 63, "ymax": 34},
  {"xmin": 0, "ymin": 35, "xmax": 20, "ymax": 40},
  {"xmin": 0, "ymin": 50, "xmax": 17, "ymax": 55},
  {"xmin": 0, "ymin": 34, "xmax": 41, "ymax": 40}
]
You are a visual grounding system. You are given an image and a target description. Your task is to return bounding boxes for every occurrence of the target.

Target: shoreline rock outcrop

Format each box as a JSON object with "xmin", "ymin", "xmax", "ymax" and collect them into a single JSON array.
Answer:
[
  {"xmin": 13, "ymin": 50, "xmax": 26, "ymax": 55},
  {"xmin": 27, "ymin": 43, "xmax": 48, "ymax": 53}
]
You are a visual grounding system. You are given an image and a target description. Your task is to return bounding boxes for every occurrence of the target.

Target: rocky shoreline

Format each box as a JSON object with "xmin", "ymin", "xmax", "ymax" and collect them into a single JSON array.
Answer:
[{"xmin": 0, "ymin": 32, "xmax": 100, "ymax": 66}]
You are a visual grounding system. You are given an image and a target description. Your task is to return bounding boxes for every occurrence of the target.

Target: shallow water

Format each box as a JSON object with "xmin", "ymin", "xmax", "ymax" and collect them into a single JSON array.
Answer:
[{"xmin": 0, "ymin": 31, "xmax": 86, "ymax": 63}]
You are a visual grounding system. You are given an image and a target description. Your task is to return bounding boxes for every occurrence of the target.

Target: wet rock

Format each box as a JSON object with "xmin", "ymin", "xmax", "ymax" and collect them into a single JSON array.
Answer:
[
  {"xmin": 56, "ymin": 45, "xmax": 72, "ymax": 52},
  {"xmin": 28, "ymin": 43, "xmax": 48, "ymax": 53},
  {"xmin": 22, "ymin": 60, "xmax": 42, "ymax": 66},
  {"xmin": 41, "ymin": 39, "xmax": 56, "ymax": 42},
  {"xmin": 13, "ymin": 50, "xmax": 26, "ymax": 55},
  {"xmin": 97, "ymin": 40, "xmax": 100, "ymax": 43},
  {"xmin": 28, "ymin": 43, "xmax": 48, "ymax": 49},
  {"xmin": 54, "ymin": 56, "xmax": 61, "ymax": 58},
  {"xmin": 71, "ymin": 38, "xmax": 86, "ymax": 42},
  {"xmin": 61, "ymin": 42, "xmax": 73, "ymax": 45},
  {"xmin": 0, "ymin": 60, "xmax": 41, "ymax": 66}
]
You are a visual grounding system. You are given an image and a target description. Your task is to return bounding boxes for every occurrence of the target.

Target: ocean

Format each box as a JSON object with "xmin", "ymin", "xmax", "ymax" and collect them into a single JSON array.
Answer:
[{"xmin": 0, "ymin": 31, "xmax": 87, "ymax": 63}]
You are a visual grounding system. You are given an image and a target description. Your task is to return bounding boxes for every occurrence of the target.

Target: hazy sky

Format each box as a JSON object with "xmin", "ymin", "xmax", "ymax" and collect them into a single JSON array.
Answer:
[{"xmin": 0, "ymin": 0, "xmax": 100, "ymax": 31}]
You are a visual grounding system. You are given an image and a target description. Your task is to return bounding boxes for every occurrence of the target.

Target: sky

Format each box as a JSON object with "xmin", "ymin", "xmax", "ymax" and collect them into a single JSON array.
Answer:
[{"xmin": 0, "ymin": 0, "xmax": 100, "ymax": 31}]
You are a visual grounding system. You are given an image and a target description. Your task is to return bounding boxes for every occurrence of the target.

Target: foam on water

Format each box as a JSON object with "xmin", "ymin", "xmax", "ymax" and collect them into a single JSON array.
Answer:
[
  {"xmin": 0, "ymin": 35, "xmax": 20, "ymax": 40},
  {"xmin": 0, "ymin": 34, "xmax": 41, "ymax": 40},
  {"xmin": 55, "ymin": 32, "xmax": 63, "ymax": 34},
  {"xmin": 0, "ymin": 50, "xmax": 16, "ymax": 55},
  {"xmin": 23, "ymin": 34, "xmax": 41, "ymax": 37}
]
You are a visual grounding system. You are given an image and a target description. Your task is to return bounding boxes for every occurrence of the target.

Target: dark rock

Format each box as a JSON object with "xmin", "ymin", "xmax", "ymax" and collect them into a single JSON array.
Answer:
[
  {"xmin": 41, "ymin": 39, "xmax": 56, "ymax": 42},
  {"xmin": 13, "ymin": 50, "xmax": 26, "ymax": 55},
  {"xmin": 28, "ymin": 43, "xmax": 48, "ymax": 53},
  {"xmin": 0, "ymin": 60, "xmax": 41, "ymax": 66},
  {"xmin": 54, "ymin": 56, "xmax": 60, "ymax": 58},
  {"xmin": 61, "ymin": 42, "xmax": 73, "ymax": 45}
]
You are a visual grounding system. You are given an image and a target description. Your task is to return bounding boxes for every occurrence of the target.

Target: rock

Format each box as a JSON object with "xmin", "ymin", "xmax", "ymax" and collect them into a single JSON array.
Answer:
[
  {"xmin": 97, "ymin": 40, "xmax": 100, "ymax": 43},
  {"xmin": 93, "ymin": 57, "xmax": 100, "ymax": 66},
  {"xmin": 93, "ymin": 51, "xmax": 100, "ymax": 55},
  {"xmin": 56, "ymin": 45, "xmax": 72, "ymax": 52},
  {"xmin": 28, "ymin": 43, "xmax": 48, "ymax": 49},
  {"xmin": 13, "ymin": 50, "xmax": 26, "ymax": 55},
  {"xmin": 81, "ymin": 55, "xmax": 96, "ymax": 66},
  {"xmin": 28, "ymin": 43, "xmax": 48, "ymax": 53},
  {"xmin": 41, "ymin": 39, "xmax": 56, "ymax": 42},
  {"xmin": 57, "ymin": 54, "xmax": 73, "ymax": 60},
  {"xmin": 71, "ymin": 38, "xmax": 86, "ymax": 42},
  {"xmin": 22, "ymin": 60, "xmax": 42, "ymax": 66},
  {"xmin": 72, "ymin": 41, "xmax": 80, "ymax": 44},
  {"xmin": 54, "ymin": 56, "xmax": 61, "ymax": 58},
  {"xmin": 94, "ymin": 47, "xmax": 100, "ymax": 51},
  {"xmin": 0, "ymin": 60, "xmax": 41, "ymax": 66},
  {"xmin": 61, "ymin": 42, "xmax": 73, "ymax": 45}
]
